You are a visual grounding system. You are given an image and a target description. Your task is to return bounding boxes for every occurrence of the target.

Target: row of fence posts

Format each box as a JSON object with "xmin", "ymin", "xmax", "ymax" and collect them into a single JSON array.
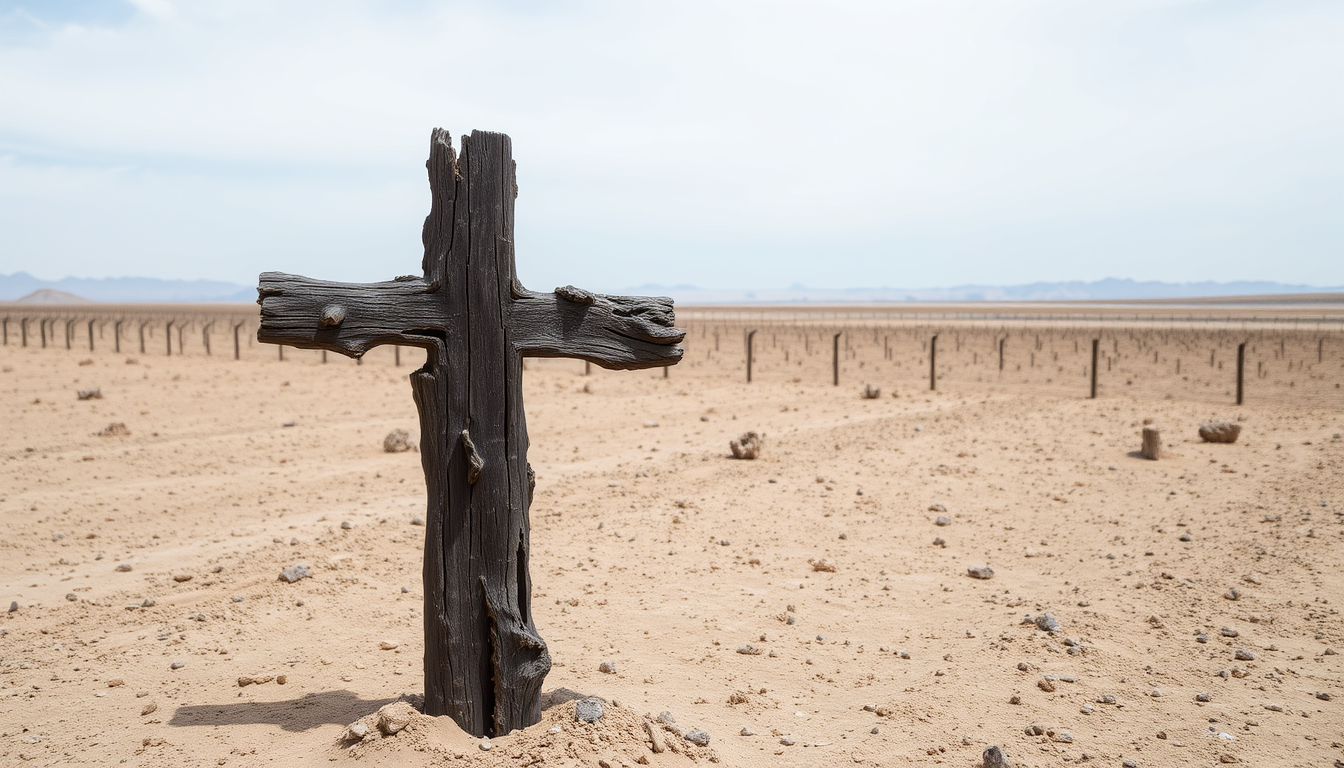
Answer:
[
  {"xmin": 740, "ymin": 329, "xmax": 1253, "ymax": 405},
  {"xmin": 2, "ymin": 316, "xmax": 259, "ymax": 362}
]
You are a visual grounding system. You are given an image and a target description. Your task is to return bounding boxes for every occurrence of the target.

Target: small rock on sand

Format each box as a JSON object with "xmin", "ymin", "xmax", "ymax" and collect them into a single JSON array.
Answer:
[
  {"xmin": 278, "ymin": 564, "xmax": 310, "ymax": 583},
  {"xmin": 967, "ymin": 565, "xmax": 995, "ymax": 580},
  {"xmin": 141, "ymin": 702, "xmax": 157, "ymax": 716},
  {"xmin": 77, "ymin": 388, "xmax": 102, "ymax": 400},
  {"xmin": 170, "ymin": 660, "xmax": 186, "ymax": 670},
  {"xmin": 684, "ymin": 729, "xmax": 711, "ymax": 746},
  {"xmin": 1199, "ymin": 421, "xmax": 1242, "ymax": 443},
  {"xmin": 598, "ymin": 660, "xmax": 617, "ymax": 674},
  {"xmin": 575, "ymin": 697, "xmax": 605, "ymax": 722},
  {"xmin": 730, "ymin": 431, "xmax": 763, "ymax": 460},
  {"xmin": 1035, "ymin": 612, "xmax": 1060, "ymax": 632},
  {"xmin": 377, "ymin": 701, "xmax": 417, "ymax": 734},
  {"xmin": 379, "ymin": 640, "xmax": 399, "ymax": 650},
  {"xmin": 383, "ymin": 429, "xmax": 415, "ymax": 452},
  {"xmin": 736, "ymin": 644, "xmax": 763, "ymax": 655},
  {"xmin": 983, "ymin": 745, "xmax": 1012, "ymax": 768}
]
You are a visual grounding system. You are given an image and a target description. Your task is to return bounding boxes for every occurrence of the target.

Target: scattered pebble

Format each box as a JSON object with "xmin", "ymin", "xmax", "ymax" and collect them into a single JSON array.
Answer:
[
  {"xmin": 1221, "ymin": 627, "xmax": 1239, "ymax": 637},
  {"xmin": 478, "ymin": 737, "xmax": 492, "ymax": 751},
  {"xmin": 278, "ymin": 564, "xmax": 311, "ymax": 583},
  {"xmin": 379, "ymin": 641, "xmax": 399, "ymax": 650},
  {"xmin": 65, "ymin": 593, "xmax": 77, "ymax": 602},
  {"xmin": 1196, "ymin": 693, "xmax": 1211, "ymax": 702},
  {"xmin": 598, "ymin": 660, "xmax": 617, "ymax": 674},
  {"xmin": 779, "ymin": 737, "xmax": 796, "ymax": 746},
  {"xmin": 1224, "ymin": 588, "xmax": 1241, "ymax": 601},
  {"xmin": 377, "ymin": 701, "xmax": 416, "ymax": 734},
  {"xmin": 340, "ymin": 521, "xmax": 353, "ymax": 530},
  {"xmin": 576, "ymin": 697, "xmax": 605, "ymax": 723},
  {"xmin": 1234, "ymin": 649, "xmax": 1255, "ymax": 661},
  {"xmin": 740, "ymin": 727, "xmax": 755, "ymax": 736},
  {"xmin": 409, "ymin": 516, "xmax": 426, "ymax": 526},
  {"xmin": 172, "ymin": 574, "xmax": 193, "ymax": 583},
  {"xmin": 170, "ymin": 660, "xmax": 186, "ymax": 670},
  {"xmin": 684, "ymin": 729, "xmax": 710, "ymax": 746},
  {"xmin": 967, "ymin": 565, "xmax": 995, "ymax": 580},
  {"xmin": 932, "ymin": 537, "xmax": 946, "ymax": 548},
  {"xmin": 982, "ymin": 745, "xmax": 1012, "ymax": 768},
  {"xmin": 115, "ymin": 564, "xmax": 133, "ymax": 572},
  {"xmin": 736, "ymin": 644, "xmax": 762, "ymax": 655},
  {"xmin": 935, "ymin": 515, "xmax": 951, "ymax": 526},
  {"xmin": 1034, "ymin": 612, "xmax": 1060, "ymax": 632},
  {"xmin": 141, "ymin": 702, "xmax": 157, "ymax": 716},
  {"xmin": 1315, "ymin": 692, "xmax": 1331, "ymax": 701}
]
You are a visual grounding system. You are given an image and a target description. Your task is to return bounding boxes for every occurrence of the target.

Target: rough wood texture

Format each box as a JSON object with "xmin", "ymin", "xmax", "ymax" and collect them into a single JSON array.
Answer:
[
  {"xmin": 1141, "ymin": 425, "xmax": 1161, "ymax": 460},
  {"xmin": 256, "ymin": 129, "xmax": 684, "ymax": 738}
]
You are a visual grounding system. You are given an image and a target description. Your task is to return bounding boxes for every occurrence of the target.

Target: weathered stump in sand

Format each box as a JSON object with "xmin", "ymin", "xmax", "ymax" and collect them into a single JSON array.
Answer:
[
  {"xmin": 1141, "ymin": 425, "xmax": 1162, "ymax": 460},
  {"xmin": 1198, "ymin": 421, "xmax": 1241, "ymax": 444},
  {"xmin": 256, "ymin": 129, "xmax": 685, "ymax": 738}
]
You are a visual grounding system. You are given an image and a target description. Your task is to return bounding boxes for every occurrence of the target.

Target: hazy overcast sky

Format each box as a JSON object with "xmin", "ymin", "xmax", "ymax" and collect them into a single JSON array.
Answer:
[{"xmin": 0, "ymin": 0, "xmax": 1339, "ymax": 291}]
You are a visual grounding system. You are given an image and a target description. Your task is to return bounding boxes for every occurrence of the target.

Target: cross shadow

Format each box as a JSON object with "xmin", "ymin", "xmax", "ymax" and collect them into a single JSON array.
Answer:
[{"xmin": 168, "ymin": 690, "xmax": 398, "ymax": 732}]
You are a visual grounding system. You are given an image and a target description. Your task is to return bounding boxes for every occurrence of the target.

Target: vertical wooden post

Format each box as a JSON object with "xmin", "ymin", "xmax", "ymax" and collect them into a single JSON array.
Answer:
[
  {"xmin": 663, "ymin": 364, "xmax": 669, "ymax": 378},
  {"xmin": 165, "ymin": 321, "xmax": 173, "ymax": 356},
  {"xmin": 20, "ymin": 318, "xmax": 27, "ymax": 347},
  {"xmin": 233, "ymin": 321, "xmax": 243, "ymax": 360},
  {"xmin": 65, "ymin": 319, "xmax": 72, "ymax": 350},
  {"xmin": 585, "ymin": 361, "xmax": 591, "ymax": 375},
  {"xmin": 115, "ymin": 320, "xmax": 122, "ymax": 353},
  {"xmin": 139, "ymin": 322, "xmax": 147, "ymax": 354},
  {"xmin": 322, "ymin": 350, "xmax": 328, "ymax": 364},
  {"xmin": 1236, "ymin": 342, "xmax": 1245, "ymax": 405},
  {"xmin": 1090, "ymin": 338, "xmax": 1099, "ymax": 399},
  {"xmin": 87, "ymin": 319, "xmax": 95, "ymax": 351},
  {"xmin": 203, "ymin": 322, "xmax": 213, "ymax": 356},
  {"xmin": 395, "ymin": 345, "xmax": 401, "ymax": 367},
  {"xmin": 1, "ymin": 317, "xmax": 7, "ymax": 346},
  {"xmin": 998, "ymin": 337, "xmax": 1005, "ymax": 371},
  {"xmin": 746, "ymin": 329, "xmax": 756, "ymax": 383},
  {"xmin": 1320, "ymin": 338, "xmax": 1324, "ymax": 364},
  {"xmin": 40, "ymin": 318, "xmax": 47, "ymax": 348},
  {"xmin": 832, "ymin": 332, "xmax": 842, "ymax": 386},
  {"xmin": 929, "ymin": 334, "xmax": 938, "ymax": 390},
  {"xmin": 279, "ymin": 344, "xmax": 285, "ymax": 361}
]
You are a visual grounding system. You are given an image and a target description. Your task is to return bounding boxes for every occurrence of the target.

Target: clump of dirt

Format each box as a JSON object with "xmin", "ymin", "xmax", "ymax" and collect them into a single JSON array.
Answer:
[
  {"xmin": 77, "ymin": 387, "xmax": 102, "ymax": 400},
  {"xmin": 383, "ymin": 429, "xmax": 415, "ymax": 452},
  {"xmin": 729, "ymin": 431, "xmax": 762, "ymax": 459},
  {"xmin": 338, "ymin": 698, "xmax": 718, "ymax": 766},
  {"xmin": 95, "ymin": 422, "xmax": 130, "ymax": 437}
]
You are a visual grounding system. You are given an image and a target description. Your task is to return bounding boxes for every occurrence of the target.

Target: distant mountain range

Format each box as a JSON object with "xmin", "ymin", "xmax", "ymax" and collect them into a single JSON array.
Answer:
[
  {"xmin": 0, "ymin": 272, "xmax": 254, "ymax": 303},
  {"xmin": 0, "ymin": 272, "xmax": 1338, "ymax": 304},
  {"xmin": 630, "ymin": 278, "xmax": 1342, "ymax": 304}
]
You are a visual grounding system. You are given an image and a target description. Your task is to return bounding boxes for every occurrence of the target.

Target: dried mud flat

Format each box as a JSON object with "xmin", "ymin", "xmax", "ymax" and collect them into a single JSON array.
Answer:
[{"xmin": 0, "ymin": 336, "xmax": 1341, "ymax": 768}]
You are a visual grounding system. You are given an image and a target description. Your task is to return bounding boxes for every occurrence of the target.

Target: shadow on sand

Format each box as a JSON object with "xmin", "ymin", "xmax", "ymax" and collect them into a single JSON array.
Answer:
[{"xmin": 168, "ymin": 690, "xmax": 398, "ymax": 732}]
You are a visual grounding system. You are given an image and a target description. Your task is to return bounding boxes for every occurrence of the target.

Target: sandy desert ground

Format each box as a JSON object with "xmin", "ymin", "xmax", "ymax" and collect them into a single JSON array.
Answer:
[{"xmin": 1, "ymin": 310, "xmax": 1342, "ymax": 767}]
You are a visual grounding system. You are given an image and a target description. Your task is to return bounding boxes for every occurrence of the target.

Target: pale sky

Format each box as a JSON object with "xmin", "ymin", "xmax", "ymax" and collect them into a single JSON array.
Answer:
[{"xmin": 0, "ymin": 0, "xmax": 1340, "ymax": 292}]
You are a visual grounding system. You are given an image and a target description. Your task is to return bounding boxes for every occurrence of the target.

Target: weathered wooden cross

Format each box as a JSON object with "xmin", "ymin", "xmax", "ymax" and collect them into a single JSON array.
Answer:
[{"xmin": 256, "ymin": 129, "xmax": 684, "ymax": 737}]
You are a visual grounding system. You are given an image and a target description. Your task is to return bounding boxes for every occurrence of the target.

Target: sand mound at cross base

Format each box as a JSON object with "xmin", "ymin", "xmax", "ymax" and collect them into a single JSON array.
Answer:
[{"xmin": 336, "ymin": 699, "xmax": 718, "ymax": 765}]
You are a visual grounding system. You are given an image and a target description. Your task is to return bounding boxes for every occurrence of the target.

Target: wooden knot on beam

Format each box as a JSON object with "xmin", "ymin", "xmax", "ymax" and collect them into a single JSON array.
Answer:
[
  {"xmin": 461, "ymin": 429, "xmax": 484, "ymax": 484},
  {"xmin": 554, "ymin": 285, "xmax": 595, "ymax": 305},
  {"xmin": 320, "ymin": 305, "xmax": 346, "ymax": 328}
]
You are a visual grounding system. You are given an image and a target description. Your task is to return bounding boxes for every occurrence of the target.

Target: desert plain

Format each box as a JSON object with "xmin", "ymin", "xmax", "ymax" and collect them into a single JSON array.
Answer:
[{"xmin": 1, "ymin": 304, "xmax": 1342, "ymax": 767}]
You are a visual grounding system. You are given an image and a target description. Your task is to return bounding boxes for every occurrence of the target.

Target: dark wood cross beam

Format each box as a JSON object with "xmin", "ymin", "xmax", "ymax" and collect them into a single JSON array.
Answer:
[{"xmin": 256, "ymin": 129, "xmax": 684, "ymax": 737}]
